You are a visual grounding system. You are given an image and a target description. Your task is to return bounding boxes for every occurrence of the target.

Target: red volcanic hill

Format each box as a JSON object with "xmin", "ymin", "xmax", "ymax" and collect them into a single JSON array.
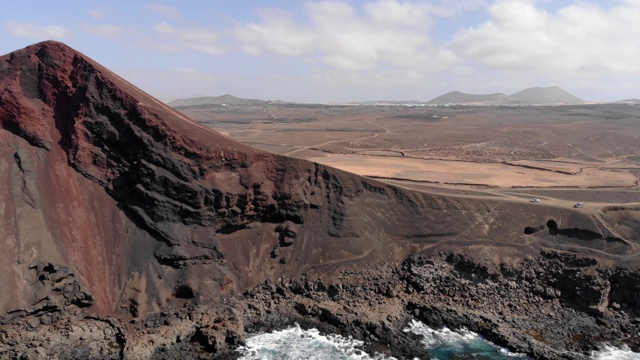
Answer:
[
  {"xmin": 0, "ymin": 41, "xmax": 263, "ymax": 315},
  {"xmin": 2, "ymin": 41, "xmax": 639, "ymax": 358},
  {"xmin": 0, "ymin": 41, "xmax": 481, "ymax": 316}
]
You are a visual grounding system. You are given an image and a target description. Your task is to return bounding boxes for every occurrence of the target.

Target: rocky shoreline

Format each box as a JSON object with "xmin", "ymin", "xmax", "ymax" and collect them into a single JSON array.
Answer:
[
  {"xmin": 3, "ymin": 250, "xmax": 640, "ymax": 359},
  {"xmin": 2, "ymin": 41, "xmax": 640, "ymax": 360}
]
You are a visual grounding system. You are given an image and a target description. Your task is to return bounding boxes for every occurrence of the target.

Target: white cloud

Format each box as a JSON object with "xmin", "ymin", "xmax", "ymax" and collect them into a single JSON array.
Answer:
[
  {"xmin": 146, "ymin": 3, "xmax": 180, "ymax": 19},
  {"xmin": 227, "ymin": 0, "xmax": 640, "ymax": 100},
  {"xmin": 71, "ymin": 0, "xmax": 637, "ymax": 102},
  {"xmin": 88, "ymin": 8, "xmax": 106, "ymax": 19},
  {"xmin": 85, "ymin": 24, "xmax": 128, "ymax": 38},
  {"xmin": 169, "ymin": 67, "xmax": 198, "ymax": 73},
  {"xmin": 5, "ymin": 22, "xmax": 70, "ymax": 39},
  {"xmin": 426, "ymin": 0, "xmax": 488, "ymax": 17},
  {"xmin": 450, "ymin": 0, "xmax": 640, "ymax": 76},
  {"xmin": 363, "ymin": 0, "xmax": 430, "ymax": 25},
  {"xmin": 157, "ymin": 44, "xmax": 181, "ymax": 53},
  {"xmin": 236, "ymin": 9, "xmax": 316, "ymax": 56},
  {"xmin": 154, "ymin": 21, "xmax": 176, "ymax": 34},
  {"xmin": 235, "ymin": 0, "xmax": 456, "ymax": 75},
  {"xmin": 153, "ymin": 21, "xmax": 226, "ymax": 55}
]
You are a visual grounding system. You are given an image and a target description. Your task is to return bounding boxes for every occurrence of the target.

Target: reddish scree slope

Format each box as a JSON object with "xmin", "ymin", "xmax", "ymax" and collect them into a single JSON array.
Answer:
[
  {"xmin": 0, "ymin": 41, "xmax": 276, "ymax": 315},
  {"xmin": 0, "ymin": 41, "xmax": 622, "ymax": 320}
]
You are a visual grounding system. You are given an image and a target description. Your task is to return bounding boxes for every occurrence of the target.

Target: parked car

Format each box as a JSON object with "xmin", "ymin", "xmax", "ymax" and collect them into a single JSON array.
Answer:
[{"xmin": 573, "ymin": 202, "xmax": 584, "ymax": 208}]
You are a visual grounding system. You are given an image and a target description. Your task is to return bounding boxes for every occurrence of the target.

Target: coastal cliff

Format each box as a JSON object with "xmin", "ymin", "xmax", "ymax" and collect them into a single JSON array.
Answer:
[{"xmin": 1, "ymin": 41, "xmax": 639, "ymax": 359}]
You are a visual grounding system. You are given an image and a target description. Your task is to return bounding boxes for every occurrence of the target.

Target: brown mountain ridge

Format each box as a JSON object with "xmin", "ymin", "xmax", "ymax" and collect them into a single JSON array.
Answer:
[
  {"xmin": 1, "ymin": 41, "xmax": 640, "ymax": 359},
  {"xmin": 427, "ymin": 86, "xmax": 584, "ymax": 105}
]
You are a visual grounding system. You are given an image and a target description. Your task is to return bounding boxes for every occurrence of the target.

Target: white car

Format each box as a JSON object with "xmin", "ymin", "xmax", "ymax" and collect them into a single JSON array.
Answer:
[
  {"xmin": 530, "ymin": 198, "xmax": 540, "ymax": 203},
  {"xmin": 573, "ymin": 202, "xmax": 584, "ymax": 208}
]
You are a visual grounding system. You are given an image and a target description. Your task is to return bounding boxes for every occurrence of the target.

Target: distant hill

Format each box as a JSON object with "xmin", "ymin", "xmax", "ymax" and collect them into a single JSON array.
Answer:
[
  {"xmin": 427, "ymin": 86, "xmax": 584, "ymax": 105},
  {"xmin": 615, "ymin": 98, "xmax": 640, "ymax": 104},
  {"xmin": 509, "ymin": 86, "xmax": 583, "ymax": 103},
  {"xmin": 168, "ymin": 94, "xmax": 284, "ymax": 108},
  {"xmin": 427, "ymin": 91, "xmax": 510, "ymax": 105}
]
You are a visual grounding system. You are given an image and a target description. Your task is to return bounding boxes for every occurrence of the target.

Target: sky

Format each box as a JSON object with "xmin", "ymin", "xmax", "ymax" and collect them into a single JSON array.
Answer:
[{"xmin": 1, "ymin": 0, "xmax": 639, "ymax": 103}]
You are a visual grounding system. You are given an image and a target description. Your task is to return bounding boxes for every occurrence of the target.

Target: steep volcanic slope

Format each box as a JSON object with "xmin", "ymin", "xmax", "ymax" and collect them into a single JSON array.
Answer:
[
  {"xmin": 2, "ymin": 41, "xmax": 640, "ymax": 359},
  {"xmin": 0, "ymin": 41, "xmax": 556, "ymax": 317},
  {"xmin": 0, "ymin": 42, "xmax": 440, "ymax": 315}
]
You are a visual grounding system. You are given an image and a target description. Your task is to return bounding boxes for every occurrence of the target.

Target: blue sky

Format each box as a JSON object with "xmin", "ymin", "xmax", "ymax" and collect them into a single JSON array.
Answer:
[{"xmin": 1, "ymin": 1, "xmax": 638, "ymax": 102}]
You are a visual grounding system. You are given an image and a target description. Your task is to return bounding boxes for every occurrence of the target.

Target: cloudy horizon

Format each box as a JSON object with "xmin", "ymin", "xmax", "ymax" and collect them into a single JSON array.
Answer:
[{"xmin": 2, "ymin": 1, "xmax": 639, "ymax": 103}]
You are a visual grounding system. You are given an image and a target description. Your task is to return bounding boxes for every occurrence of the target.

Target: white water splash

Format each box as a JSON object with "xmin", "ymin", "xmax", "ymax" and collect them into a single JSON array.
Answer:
[
  {"xmin": 237, "ymin": 323, "xmax": 395, "ymax": 360},
  {"xmin": 404, "ymin": 320, "xmax": 480, "ymax": 347},
  {"xmin": 403, "ymin": 319, "xmax": 528, "ymax": 359},
  {"xmin": 237, "ymin": 320, "xmax": 640, "ymax": 360},
  {"xmin": 591, "ymin": 345, "xmax": 640, "ymax": 360}
]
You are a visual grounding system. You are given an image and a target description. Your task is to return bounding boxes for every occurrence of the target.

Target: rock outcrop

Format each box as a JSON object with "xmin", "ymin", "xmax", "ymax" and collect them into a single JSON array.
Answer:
[{"xmin": 1, "ymin": 41, "xmax": 639, "ymax": 359}]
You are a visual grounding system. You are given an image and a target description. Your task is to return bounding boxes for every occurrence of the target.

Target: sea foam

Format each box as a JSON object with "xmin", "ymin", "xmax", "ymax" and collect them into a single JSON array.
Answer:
[
  {"xmin": 237, "ymin": 320, "xmax": 640, "ymax": 360},
  {"xmin": 237, "ymin": 323, "xmax": 395, "ymax": 360},
  {"xmin": 403, "ymin": 319, "xmax": 528, "ymax": 359},
  {"xmin": 591, "ymin": 345, "xmax": 640, "ymax": 360}
]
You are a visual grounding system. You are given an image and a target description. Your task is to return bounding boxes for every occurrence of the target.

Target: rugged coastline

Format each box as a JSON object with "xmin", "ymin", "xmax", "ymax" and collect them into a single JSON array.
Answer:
[
  {"xmin": 3, "ymin": 249, "xmax": 640, "ymax": 359},
  {"xmin": 1, "ymin": 41, "xmax": 640, "ymax": 360}
]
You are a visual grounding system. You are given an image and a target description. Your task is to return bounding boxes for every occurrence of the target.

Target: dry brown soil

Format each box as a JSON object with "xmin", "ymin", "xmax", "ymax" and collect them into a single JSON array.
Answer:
[{"xmin": 179, "ymin": 103, "xmax": 640, "ymax": 211}]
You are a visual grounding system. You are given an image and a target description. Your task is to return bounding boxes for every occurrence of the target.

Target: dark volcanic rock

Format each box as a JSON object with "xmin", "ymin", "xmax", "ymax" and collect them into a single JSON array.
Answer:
[{"xmin": 1, "ymin": 41, "xmax": 640, "ymax": 359}]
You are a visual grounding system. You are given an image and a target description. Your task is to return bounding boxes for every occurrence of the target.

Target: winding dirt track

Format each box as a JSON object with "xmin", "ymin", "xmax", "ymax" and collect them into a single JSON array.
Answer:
[
  {"xmin": 383, "ymin": 178, "xmax": 640, "ymax": 210},
  {"xmin": 283, "ymin": 117, "xmax": 390, "ymax": 156}
]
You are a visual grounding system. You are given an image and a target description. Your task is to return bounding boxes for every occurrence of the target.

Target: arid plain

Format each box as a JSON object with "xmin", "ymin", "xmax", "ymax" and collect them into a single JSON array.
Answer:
[{"xmin": 179, "ymin": 103, "xmax": 640, "ymax": 214}]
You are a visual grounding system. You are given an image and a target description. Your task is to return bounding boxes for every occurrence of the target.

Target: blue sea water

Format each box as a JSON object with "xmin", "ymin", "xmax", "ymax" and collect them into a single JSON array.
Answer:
[
  {"xmin": 403, "ymin": 320, "xmax": 527, "ymax": 359},
  {"xmin": 236, "ymin": 320, "xmax": 640, "ymax": 360}
]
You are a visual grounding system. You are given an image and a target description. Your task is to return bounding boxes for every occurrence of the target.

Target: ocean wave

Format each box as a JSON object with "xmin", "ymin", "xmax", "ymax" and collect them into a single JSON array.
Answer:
[
  {"xmin": 403, "ymin": 319, "xmax": 528, "ymax": 359},
  {"xmin": 236, "ymin": 323, "xmax": 395, "ymax": 360},
  {"xmin": 237, "ymin": 320, "xmax": 640, "ymax": 360},
  {"xmin": 591, "ymin": 345, "xmax": 640, "ymax": 360}
]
